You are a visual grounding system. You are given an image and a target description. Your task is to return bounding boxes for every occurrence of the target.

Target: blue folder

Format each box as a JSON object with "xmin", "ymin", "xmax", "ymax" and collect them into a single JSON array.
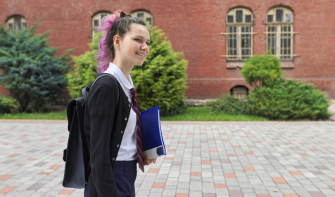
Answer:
[{"xmin": 141, "ymin": 106, "xmax": 166, "ymax": 159}]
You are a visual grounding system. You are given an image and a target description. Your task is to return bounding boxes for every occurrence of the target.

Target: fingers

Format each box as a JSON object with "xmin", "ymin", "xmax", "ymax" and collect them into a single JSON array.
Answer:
[
  {"xmin": 144, "ymin": 155, "xmax": 150, "ymax": 165},
  {"xmin": 143, "ymin": 155, "xmax": 157, "ymax": 165}
]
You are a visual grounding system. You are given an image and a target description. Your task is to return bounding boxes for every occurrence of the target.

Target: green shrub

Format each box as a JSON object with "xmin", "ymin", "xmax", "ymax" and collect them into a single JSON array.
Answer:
[
  {"xmin": 67, "ymin": 25, "xmax": 188, "ymax": 116},
  {"xmin": 0, "ymin": 96, "xmax": 20, "ymax": 113},
  {"xmin": 131, "ymin": 25, "xmax": 188, "ymax": 116},
  {"xmin": 66, "ymin": 32, "xmax": 100, "ymax": 99},
  {"xmin": 210, "ymin": 94, "xmax": 249, "ymax": 115},
  {"xmin": 0, "ymin": 19, "xmax": 72, "ymax": 112},
  {"xmin": 248, "ymin": 78, "xmax": 331, "ymax": 120},
  {"xmin": 241, "ymin": 51, "xmax": 283, "ymax": 87}
]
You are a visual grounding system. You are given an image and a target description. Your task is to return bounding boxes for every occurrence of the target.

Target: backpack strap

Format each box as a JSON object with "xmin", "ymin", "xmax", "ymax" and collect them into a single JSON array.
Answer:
[{"xmin": 82, "ymin": 73, "xmax": 120, "ymax": 103}]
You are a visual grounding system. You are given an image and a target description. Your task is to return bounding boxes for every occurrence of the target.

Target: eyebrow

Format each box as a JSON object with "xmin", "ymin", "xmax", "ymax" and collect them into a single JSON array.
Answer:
[{"xmin": 135, "ymin": 35, "xmax": 151, "ymax": 42}]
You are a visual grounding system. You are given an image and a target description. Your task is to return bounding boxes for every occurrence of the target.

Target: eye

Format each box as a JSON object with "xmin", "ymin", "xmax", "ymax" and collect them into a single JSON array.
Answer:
[
  {"xmin": 146, "ymin": 42, "xmax": 151, "ymax": 46},
  {"xmin": 134, "ymin": 38, "xmax": 141, "ymax": 42}
]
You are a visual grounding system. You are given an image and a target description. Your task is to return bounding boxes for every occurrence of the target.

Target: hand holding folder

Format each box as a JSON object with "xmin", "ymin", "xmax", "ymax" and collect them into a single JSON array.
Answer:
[{"xmin": 140, "ymin": 106, "xmax": 166, "ymax": 160}]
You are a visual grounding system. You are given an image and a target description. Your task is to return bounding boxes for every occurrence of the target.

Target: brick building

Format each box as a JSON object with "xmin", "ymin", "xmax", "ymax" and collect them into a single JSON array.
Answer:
[{"xmin": 1, "ymin": 0, "xmax": 335, "ymax": 99}]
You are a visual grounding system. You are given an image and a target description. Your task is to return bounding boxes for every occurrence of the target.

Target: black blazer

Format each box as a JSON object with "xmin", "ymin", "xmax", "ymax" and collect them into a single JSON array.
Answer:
[{"xmin": 84, "ymin": 76, "xmax": 132, "ymax": 197}]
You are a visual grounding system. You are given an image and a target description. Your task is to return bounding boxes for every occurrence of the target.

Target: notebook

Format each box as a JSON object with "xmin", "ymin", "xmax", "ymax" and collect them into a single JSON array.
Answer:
[{"xmin": 141, "ymin": 106, "xmax": 166, "ymax": 159}]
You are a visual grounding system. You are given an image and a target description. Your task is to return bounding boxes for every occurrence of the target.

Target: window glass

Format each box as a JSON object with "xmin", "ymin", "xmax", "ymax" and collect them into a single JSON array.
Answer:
[
  {"xmin": 137, "ymin": 13, "xmax": 144, "ymax": 19},
  {"xmin": 226, "ymin": 8, "xmax": 253, "ymax": 61},
  {"xmin": 15, "ymin": 17, "xmax": 21, "ymax": 30},
  {"xmin": 286, "ymin": 14, "xmax": 292, "ymax": 22},
  {"xmin": 146, "ymin": 18, "xmax": 152, "ymax": 25},
  {"xmin": 276, "ymin": 9, "xmax": 283, "ymax": 22},
  {"xmin": 22, "ymin": 23, "xmax": 27, "ymax": 28},
  {"xmin": 267, "ymin": 15, "xmax": 273, "ymax": 22},
  {"xmin": 94, "ymin": 19, "xmax": 99, "ymax": 27},
  {"xmin": 236, "ymin": 10, "xmax": 243, "ymax": 22},
  {"xmin": 8, "ymin": 23, "xmax": 13, "ymax": 30},
  {"xmin": 101, "ymin": 14, "xmax": 107, "ymax": 20},
  {"xmin": 227, "ymin": 15, "xmax": 234, "ymax": 23},
  {"xmin": 245, "ymin": 15, "xmax": 251, "ymax": 23}
]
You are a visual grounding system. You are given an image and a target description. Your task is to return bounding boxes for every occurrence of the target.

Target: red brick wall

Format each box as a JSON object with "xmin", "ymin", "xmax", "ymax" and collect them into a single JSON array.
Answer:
[{"xmin": 1, "ymin": 0, "xmax": 334, "ymax": 98}]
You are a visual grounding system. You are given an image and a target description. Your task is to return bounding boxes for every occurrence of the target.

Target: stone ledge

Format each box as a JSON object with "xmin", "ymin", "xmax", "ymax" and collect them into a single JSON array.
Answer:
[
  {"xmin": 185, "ymin": 99, "xmax": 215, "ymax": 106},
  {"xmin": 226, "ymin": 61, "xmax": 294, "ymax": 68}
]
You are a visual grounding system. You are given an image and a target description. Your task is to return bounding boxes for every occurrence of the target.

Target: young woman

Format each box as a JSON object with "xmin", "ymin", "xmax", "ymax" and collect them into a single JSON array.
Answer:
[{"xmin": 84, "ymin": 10, "xmax": 157, "ymax": 197}]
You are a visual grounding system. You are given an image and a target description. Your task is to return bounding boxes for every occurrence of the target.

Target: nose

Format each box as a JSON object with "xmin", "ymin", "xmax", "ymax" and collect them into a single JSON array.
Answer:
[{"xmin": 141, "ymin": 43, "xmax": 149, "ymax": 50}]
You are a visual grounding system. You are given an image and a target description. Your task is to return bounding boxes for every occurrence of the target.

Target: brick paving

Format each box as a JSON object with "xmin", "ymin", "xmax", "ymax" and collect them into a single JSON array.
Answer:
[{"xmin": 0, "ymin": 121, "xmax": 335, "ymax": 197}]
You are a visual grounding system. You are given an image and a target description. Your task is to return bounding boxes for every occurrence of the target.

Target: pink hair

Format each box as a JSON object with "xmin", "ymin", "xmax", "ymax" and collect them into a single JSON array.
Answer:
[{"xmin": 96, "ymin": 10, "xmax": 122, "ymax": 74}]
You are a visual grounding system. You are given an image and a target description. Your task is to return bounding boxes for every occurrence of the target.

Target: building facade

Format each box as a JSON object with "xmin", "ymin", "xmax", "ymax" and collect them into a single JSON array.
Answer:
[{"xmin": 1, "ymin": 0, "xmax": 335, "ymax": 99}]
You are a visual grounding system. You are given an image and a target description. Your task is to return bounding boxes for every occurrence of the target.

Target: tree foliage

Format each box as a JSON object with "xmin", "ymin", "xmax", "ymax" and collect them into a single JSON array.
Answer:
[
  {"xmin": 67, "ymin": 25, "xmax": 188, "ymax": 116},
  {"xmin": 241, "ymin": 51, "xmax": 283, "ymax": 87},
  {"xmin": 0, "ymin": 96, "xmax": 20, "ymax": 113},
  {"xmin": 210, "ymin": 94, "xmax": 249, "ymax": 115},
  {"xmin": 0, "ymin": 18, "xmax": 72, "ymax": 112},
  {"xmin": 66, "ymin": 32, "xmax": 100, "ymax": 99},
  {"xmin": 131, "ymin": 25, "xmax": 188, "ymax": 116},
  {"xmin": 248, "ymin": 78, "xmax": 331, "ymax": 120}
]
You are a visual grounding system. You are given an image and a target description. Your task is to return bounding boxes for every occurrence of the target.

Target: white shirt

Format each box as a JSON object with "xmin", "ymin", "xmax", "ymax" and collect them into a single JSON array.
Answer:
[{"xmin": 104, "ymin": 62, "xmax": 137, "ymax": 161}]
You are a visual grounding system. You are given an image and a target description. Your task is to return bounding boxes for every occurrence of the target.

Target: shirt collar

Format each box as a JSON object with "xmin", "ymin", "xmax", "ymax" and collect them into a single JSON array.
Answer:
[{"xmin": 106, "ymin": 62, "xmax": 134, "ymax": 90}]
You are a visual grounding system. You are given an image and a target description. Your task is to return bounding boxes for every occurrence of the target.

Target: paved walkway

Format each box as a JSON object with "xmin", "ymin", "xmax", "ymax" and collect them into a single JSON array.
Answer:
[{"xmin": 0, "ymin": 121, "xmax": 335, "ymax": 197}]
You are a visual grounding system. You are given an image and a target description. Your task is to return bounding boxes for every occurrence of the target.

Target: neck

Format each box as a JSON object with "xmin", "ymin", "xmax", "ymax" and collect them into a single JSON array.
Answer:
[{"xmin": 112, "ymin": 56, "xmax": 134, "ymax": 79}]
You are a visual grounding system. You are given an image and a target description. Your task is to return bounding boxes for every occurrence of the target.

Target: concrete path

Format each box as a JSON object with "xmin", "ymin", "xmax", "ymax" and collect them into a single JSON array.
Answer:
[{"xmin": 0, "ymin": 121, "xmax": 335, "ymax": 197}]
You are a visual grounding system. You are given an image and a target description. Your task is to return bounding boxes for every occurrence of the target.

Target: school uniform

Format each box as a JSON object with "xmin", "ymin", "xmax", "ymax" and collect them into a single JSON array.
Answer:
[{"xmin": 84, "ymin": 63, "xmax": 138, "ymax": 197}]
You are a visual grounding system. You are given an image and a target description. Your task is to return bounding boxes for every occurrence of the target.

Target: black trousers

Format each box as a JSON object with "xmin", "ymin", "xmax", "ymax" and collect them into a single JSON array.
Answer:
[{"xmin": 84, "ymin": 160, "xmax": 137, "ymax": 197}]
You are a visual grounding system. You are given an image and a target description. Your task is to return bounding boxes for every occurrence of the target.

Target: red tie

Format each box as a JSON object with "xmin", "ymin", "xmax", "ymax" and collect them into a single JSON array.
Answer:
[{"xmin": 130, "ymin": 88, "xmax": 144, "ymax": 172}]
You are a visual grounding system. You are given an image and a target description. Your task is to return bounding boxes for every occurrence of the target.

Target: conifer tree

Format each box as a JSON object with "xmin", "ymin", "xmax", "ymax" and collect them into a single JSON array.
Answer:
[{"xmin": 0, "ymin": 19, "xmax": 72, "ymax": 112}]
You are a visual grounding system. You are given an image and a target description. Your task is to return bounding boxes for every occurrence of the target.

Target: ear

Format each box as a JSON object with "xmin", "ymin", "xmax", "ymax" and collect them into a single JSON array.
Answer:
[{"xmin": 113, "ymin": 35, "xmax": 121, "ymax": 50}]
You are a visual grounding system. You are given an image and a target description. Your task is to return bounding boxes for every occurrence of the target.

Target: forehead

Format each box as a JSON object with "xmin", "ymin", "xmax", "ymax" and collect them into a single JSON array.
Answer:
[{"xmin": 127, "ymin": 23, "xmax": 150, "ymax": 39}]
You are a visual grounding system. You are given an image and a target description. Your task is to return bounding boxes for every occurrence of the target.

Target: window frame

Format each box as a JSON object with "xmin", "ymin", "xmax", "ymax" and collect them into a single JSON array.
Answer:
[
  {"xmin": 130, "ymin": 10, "xmax": 153, "ymax": 26},
  {"xmin": 6, "ymin": 16, "xmax": 27, "ymax": 30},
  {"xmin": 230, "ymin": 85, "xmax": 249, "ymax": 99},
  {"xmin": 92, "ymin": 12, "xmax": 111, "ymax": 37},
  {"xmin": 266, "ymin": 7, "xmax": 294, "ymax": 60},
  {"xmin": 225, "ymin": 8, "xmax": 255, "ymax": 61}
]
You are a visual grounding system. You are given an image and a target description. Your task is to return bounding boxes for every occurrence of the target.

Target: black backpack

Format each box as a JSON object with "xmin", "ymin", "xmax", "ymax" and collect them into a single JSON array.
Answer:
[{"xmin": 62, "ymin": 73, "xmax": 119, "ymax": 189}]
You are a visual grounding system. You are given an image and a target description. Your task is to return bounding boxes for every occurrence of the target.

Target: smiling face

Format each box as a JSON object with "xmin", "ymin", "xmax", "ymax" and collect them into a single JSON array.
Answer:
[{"xmin": 117, "ymin": 23, "xmax": 150, "ymax": 66}]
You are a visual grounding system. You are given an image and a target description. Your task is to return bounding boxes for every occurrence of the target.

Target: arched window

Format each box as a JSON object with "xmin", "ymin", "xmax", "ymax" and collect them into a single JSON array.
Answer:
[
  {"xmin": 131, "ymin": 10, "xmax": 153, "ymax": 26},
  {"xmin": 231, "ymin": 85, "xmax": 249, "ymax": 99},
  {"xmin": 6, "ymin": 16, "xmax": 27, "ymax": 30},
  {"xmin": 92, "ymin": 12, "xmax": 111, "ymax": 36},
  {"xmin": 222, "ymin": 8, "xmax": 255, "ymax": 61},
  {"xmin": 266, "ymin": 7, "xmax": 294, "ymax": 60}
]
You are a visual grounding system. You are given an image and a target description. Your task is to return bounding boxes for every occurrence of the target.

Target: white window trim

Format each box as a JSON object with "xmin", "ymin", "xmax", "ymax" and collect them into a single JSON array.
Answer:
[
  {"xmin": 130, "ymin": 11, "xmax": 153, "ymax": 26},
  {"xmin": 6, "ymin": 16, "xmax": 27, "ymax": 30},
  {"xmin": 221, "ymin": 8, "xmax": 256, "ymax": 61},
  {"xmin": 265, "ymin": 7, "xmax": 299, "ymax": 60},
  {"xmin": 92, "ymin": 12, "xmax": 111, "ymax": 37}
]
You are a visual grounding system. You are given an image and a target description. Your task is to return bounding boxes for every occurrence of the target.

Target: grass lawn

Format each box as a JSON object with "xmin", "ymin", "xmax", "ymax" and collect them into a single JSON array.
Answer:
[
  {"xmin": 0, "ymin": 110, "xmax": 67, "ymax": 120},
  {"xmin": 160, "ymin": 107, "xmax": 268, "ymax": 121},
  {"xmin": 0, "ymin": 106, "xmax": 268, "ymax": 121}
]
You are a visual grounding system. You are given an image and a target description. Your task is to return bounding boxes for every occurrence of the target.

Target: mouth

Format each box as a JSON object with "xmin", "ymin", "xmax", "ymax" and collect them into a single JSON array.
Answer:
[{"xmin": 136, "ymin": 52, "xmax": 145, "ymax": 57}]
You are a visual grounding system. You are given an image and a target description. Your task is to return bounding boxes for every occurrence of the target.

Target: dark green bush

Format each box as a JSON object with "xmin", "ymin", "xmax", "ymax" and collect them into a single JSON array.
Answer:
[
  {"xmin": 210, "ymin": 94, "xmax": 249, "ymax": 115},
  {"xmin": 248, "ymin": 78, "xmax": 331, "ymax": 120},
  {"xmin": 241, "ymin": 51, "xmax": 283, "ymax": 87},
  {"xmin": 0, "ymin": 19, "xmax": 72, "ymax": 112},
  {"xmin": 0, "ymin": 96, "xmax": 20, "ymax": 113}
]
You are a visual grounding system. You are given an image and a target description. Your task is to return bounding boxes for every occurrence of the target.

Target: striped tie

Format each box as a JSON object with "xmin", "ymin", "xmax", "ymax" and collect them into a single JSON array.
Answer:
[{"xmin": 130, "ymin": 88, "xmax": 144, "ymax": 172}]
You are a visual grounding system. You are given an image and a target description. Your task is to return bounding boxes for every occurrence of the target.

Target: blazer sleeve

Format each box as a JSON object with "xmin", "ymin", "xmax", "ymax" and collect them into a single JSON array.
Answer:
[{"xmin": 87, "ymin": 81, "xmax": 118, "ymax": 196}]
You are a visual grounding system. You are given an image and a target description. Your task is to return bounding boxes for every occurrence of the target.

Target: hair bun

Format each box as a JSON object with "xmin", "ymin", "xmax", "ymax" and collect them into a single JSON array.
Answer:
[{"xmin": 120, "ymin": 11, "xmax": 127, "ymax": 18}]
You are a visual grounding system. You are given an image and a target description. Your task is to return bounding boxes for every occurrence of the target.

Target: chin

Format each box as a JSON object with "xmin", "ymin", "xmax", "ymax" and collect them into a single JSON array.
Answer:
[{"xmin": 135, "ymin": 61, "xmax": 145, "ymax": 66}]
